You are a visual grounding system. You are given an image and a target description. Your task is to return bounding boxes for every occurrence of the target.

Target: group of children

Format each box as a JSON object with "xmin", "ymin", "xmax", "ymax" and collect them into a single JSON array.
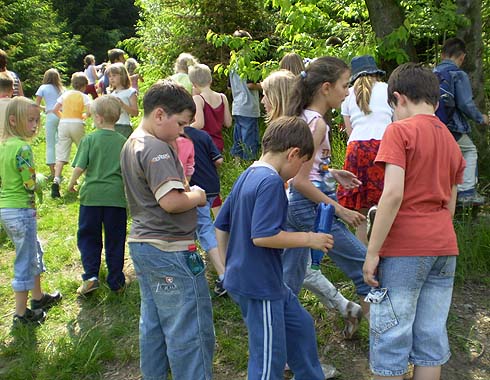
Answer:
[{"xmin": 0, "ymin": 40, "xmax": 471, "ymax": 380}]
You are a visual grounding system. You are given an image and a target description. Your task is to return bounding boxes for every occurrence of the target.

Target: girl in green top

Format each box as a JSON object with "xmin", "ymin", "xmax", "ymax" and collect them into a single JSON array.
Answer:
[{"xmin": 0, "ymin": 97, "xmax": 61, "ymax": 326}]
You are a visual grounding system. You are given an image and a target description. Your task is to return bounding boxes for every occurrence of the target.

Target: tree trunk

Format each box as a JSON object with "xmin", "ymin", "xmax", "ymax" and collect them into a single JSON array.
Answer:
[{"xmin": 364, "ymin": 0, "xmax": 418, "ymax": 73}]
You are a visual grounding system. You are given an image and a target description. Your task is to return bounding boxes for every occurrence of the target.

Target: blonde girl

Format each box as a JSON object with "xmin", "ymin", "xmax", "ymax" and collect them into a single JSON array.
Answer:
[
  {"xmin": 107, "ymin": 62, "xmax": 139, "ymax": 138},
  {"xmin": 283, "ymin": 57, "xmax": 371, "ymax": 317},
  {"xmin": 337, "ymin": 55, "xmax": 392, "ymax": 244},
  {"xmin": 0, "ymin": 97, "xmax": 61, "ymax": 326},
  {"xmin": 35, "ymin": 68, "xmax": 65, "ymax": 177},
  {"xmin": 83, "ymin": 54, "xmax": 100, "ymax": 99},
  {"xmin": 170, "ymin": 53, "xmax": 198, "ymax": 94},
  {"xmin": 261, "ymin": 69, "xmax": 296, "ymax": 122}
]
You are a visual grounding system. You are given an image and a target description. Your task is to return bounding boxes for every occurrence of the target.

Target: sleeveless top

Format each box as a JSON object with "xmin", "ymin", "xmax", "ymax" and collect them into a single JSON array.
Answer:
[{"xmin": 200, "ymin": 94, "xmax": 225, "ymax": 151}]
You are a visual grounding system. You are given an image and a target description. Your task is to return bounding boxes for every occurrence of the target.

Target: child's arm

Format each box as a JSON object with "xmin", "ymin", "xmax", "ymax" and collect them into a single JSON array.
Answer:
[
  {"xmin": 246, "ymin": 82, "xmax": 262, "ymax": 91},
  {"xmin": 253, "ymin": 231, "xmax": 333, "ymax": 252},
  {"xmin": 53, "ymin": 102, "xmax": 63, "ymax": 119},
  {"xmin": 363, "ymin": 163, "xmax": 405, "ymax": 287},
  {"xmin": 221, "ymin": 94, "xmax": 232, "ymax": 128},
  {"xmin": 35, "ymin": 95, "xmax": 45, "ymax": 112},
  {"xmin": 214, "ymin": 157, "xmax": 224, "ymax": 167},
  {"xmin": 190, "ymin": 95, "xmax": 205, "ymax": 129},
  {"xmin": 292, "ymin": 119, "xmax": 365, "ymax": 227},
  {"xmin": 121, "ymin": 92, "xmax": 139, "ymax": 117},
  {"xmin": 16, "ymin": 145, "xmax": 37, "ymax": 192},
  {"xmin": 343, "ymin": 115, "xmax": 353, "ymax": 136},
  {"xmin": 448, "ymin": 185, "xmax": 458, "ymax": 217},
  {"xmin": 68, "ymin": 167, "xmax": 85, "ymax": 192},
  {"xmin": 159, "ymin": 188, "xmax": 206, "ymax": 213}
]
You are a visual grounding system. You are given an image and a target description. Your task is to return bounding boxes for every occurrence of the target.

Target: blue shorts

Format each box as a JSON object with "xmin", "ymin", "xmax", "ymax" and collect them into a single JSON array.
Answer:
[
  {"xmin": 196, "ymin": 197, "xmax": 217, "ymax": 252},
  {"xmin": 367, "ymin": 255, "xmax": 456, "ymax": 376},
  {"xmin": 0, "ymin": 208, "xmax": 46, "ymax": 291}
]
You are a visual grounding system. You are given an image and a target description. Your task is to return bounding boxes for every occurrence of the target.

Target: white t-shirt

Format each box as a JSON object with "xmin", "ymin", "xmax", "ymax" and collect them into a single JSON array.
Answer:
[
  {"xmin": 341, "ymin": 81, "xmax": 393, "ymax": 143},
  {"xmin": 112, "ymin": 87, "xmax": 137, "ymax": 125},
  {"xmin": 36, "ymin": 84, "xmax": 63, "ymax": 112}
]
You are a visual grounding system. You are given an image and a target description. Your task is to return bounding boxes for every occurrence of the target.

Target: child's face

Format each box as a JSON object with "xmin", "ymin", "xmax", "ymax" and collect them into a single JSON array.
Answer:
[
  {"xmin": 154, "ymin": 109, "xmax": 193, "ymax": 142},
  {"xmin": 109, "ymin": 72, "xmax": 121, "ymax": 88},
  {"xmin": 261, "ymin": 93, "xmax": 272, "ymax": 115},
  {"xmin": 326, "ymin": 70, "xmax": 350, "ymax": 109},
  {"xmin": 26, "ymin": 107, "xmax": 40, "ymax": 137}
]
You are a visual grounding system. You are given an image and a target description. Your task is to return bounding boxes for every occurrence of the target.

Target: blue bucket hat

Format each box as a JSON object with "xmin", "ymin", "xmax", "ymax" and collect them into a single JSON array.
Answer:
[{"xmin": 350, "ymin": 55, "xmax": 385, "ymax": 84}]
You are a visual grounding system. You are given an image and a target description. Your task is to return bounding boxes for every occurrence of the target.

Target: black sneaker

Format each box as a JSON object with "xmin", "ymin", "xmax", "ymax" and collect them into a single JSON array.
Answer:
[
  {"xmin": 214, "ymin": 279, "xmax": 227, "ymax": 297},
  {"xmin": 31, "ymin": 291, "xmax": 62, "ymax": 311},
  {"xmin": 366, "ymin": 205, "xmax": 377, "ymax": 242},
  {"xmin": 51, "ymin": 182, "xmax": 61, "ymax": 198},
  {"xmin": 13, "ymin": 308, "xmax": 46, "ymax": 326}
]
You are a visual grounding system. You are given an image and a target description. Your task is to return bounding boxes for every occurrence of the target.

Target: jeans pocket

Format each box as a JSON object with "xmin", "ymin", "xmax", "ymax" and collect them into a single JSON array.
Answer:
[
  {"xmin": 148, "ymin": 265, "xmax": 185, "ymax": 308},
  {"xmin": 369, "ymin": 289, "xmax": 399, "ymax": 335}
]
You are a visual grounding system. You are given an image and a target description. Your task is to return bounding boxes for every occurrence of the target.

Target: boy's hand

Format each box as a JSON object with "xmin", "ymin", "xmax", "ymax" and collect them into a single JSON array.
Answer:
[
  {"xmin": 336, "ymin": 206, "xmax": 365, "ymax": 227},
  {"xmin": 308, "ymin": 232, "xmax": 334, "ymax": 252},
  {"xmin": 190, "ymin": 185, "xmax": 207, "ymax": 207},
  {"xmin": 68, "ymin": 182, "xmax": 77, "ymax": 193},
  {"xmin": 330, "ymin": 169, "xmax": 362, "ymax": 189},
  {"xmin": 363, "ymin": 254, "xmax": 380, "ymax": 287}
]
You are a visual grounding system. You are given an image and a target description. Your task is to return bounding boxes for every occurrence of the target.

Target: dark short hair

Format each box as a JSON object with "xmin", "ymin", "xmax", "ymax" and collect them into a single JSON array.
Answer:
[
  {"xmin": 262, "ymin": 116, "xmax": 314, "ymax": 160},
  {"xmin": 108, "ymin": 48, "xmax": 125, "ymax": 63},
  {"xmin": 0, "ymin": 72, "xmax": 13, "ymax": 92},
  {"xmin": 441, "ymin": 37, "xmax": 466, "ymax": 59},
  {"xmin": 387, "ymin": 63, "xmax": 439, "ymax": 107},
  {"xmin": 143, "ymin": 80, "xmax": 196, "ymax": 117}
]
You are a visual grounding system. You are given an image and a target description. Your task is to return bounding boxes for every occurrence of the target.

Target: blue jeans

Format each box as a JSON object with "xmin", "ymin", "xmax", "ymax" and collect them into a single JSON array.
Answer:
[
  {"xmin": 77, "ymin": 206, "xmax": 127, "ymax": 290},
  {"xmin": 283, "ymin": 183, "xmax": 369, "ymax": 296},
  {"xmin": 367, "ymin": 256, "xmax": 456, "ymax": 377},
  {"xmin": 230, "ymin": 115, "xmax": 259, "ymax": 160},
  {"xmin": 196, "ymin": 197, "xmax": 217, "ymax": 252},
  {"xmin": 44, "ymin": 112, "xmax": 59, "ymax": 165},
  {"xmin": 129, "ymin": 242, "xmax": 215, "ymax": 380},
  {"xmin": 0, "ymin": 208, "xmax": 45, "ymax": 291},
  {"xmin": 232, "ymin": 287, "xmax": 324, "ymax": 380}
]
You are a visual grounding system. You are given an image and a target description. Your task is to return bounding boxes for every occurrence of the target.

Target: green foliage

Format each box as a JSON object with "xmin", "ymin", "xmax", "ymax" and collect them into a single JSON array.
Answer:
[{"xmin": 0, "ymin": 0, "xmax": 83, "ymax": 96}]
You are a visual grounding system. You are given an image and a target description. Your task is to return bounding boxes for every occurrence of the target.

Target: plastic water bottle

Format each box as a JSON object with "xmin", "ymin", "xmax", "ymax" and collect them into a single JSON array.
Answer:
[{"xmin": 311, "ymin": 203, "xmax": 335, "ymax": 270}]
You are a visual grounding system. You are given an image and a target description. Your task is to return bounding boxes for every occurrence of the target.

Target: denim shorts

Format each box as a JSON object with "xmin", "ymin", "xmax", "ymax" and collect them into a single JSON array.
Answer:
[
  {"xmin": 196, "ymin": 197, "xmax": 217, "ymax": 252},
  {"xmin": 367, "ymin": 255, "xmax": 456, "ymax": 376},
  {"xmin": 129, "ymin": 242, "xmax": 215, "ymax": 380},
  {"xmin": 0, "ymin": 208, "xmax": 45, "ymax": 291},
  {"xmin": 283, "ymin": 183, "xmax": 369, "ymax": 296}
]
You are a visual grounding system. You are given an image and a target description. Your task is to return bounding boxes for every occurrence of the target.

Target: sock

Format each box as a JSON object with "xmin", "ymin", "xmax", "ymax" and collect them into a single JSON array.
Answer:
[
  {"xmin": 54, "ymin": 176, "xmax": 61, "ymax": 184},
  {"xmin": 218, "ymin": 273, "xmax": 224, "ymax": 281}
]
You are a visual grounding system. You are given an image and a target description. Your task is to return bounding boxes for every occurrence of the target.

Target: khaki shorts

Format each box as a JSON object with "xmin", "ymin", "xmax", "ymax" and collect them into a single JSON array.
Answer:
[{"xmin": 56, "ymin": 121, "xmax": 85, "ymax": 162}]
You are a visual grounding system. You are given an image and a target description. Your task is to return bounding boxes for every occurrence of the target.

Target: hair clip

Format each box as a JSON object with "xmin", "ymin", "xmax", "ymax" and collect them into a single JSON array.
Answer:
[{"xmin": 300, "ymin": 71, "xmax": 307, "ymax": 79}]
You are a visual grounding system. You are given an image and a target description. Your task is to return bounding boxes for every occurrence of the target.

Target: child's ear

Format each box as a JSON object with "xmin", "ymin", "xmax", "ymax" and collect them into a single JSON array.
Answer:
[
  {"xmin": 288, "ymin": 147, "xmax": 301, "ymax": 160},
  {"xmin": 8, "ymin": 114, "xmax": 16, "ymax": 126}
]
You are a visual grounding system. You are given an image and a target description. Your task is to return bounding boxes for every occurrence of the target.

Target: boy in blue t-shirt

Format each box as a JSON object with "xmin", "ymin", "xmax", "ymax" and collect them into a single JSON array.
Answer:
[{"xmin": 215, "ymin": 116, "xmax": 334, "ymax": 380}]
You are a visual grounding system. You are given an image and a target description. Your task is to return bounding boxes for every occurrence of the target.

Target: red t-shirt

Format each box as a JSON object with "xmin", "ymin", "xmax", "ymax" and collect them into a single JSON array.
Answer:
[{"xmin": 375, "ymin": 114, "xmax": 465, "ymax": 257}]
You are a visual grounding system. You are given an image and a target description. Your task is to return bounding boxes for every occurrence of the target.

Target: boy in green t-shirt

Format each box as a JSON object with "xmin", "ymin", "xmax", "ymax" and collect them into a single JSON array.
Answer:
[{"xmin": 68, "ymin": 95, "xmax": 128, "ymax": 295}]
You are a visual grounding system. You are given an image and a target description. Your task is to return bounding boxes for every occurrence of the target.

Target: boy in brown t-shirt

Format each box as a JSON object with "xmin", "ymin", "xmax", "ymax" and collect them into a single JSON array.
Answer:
[{"xmin": 120, "ymin": 80, "xmax": 214, "ymax": 380}]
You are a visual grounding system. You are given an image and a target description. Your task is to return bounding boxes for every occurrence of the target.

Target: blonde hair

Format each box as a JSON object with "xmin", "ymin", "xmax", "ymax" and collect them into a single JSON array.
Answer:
[
  {"xmin": 279, "ymin": 53, "xmax": 305, "ymax": 76},
  {"xmin": 2, "ymin": 97, "xmax": 40, "ymax": 140},
  {"xmin": 90, "ymin": 95, "xmax": 121, "ymax": 125},
  {"xmin": 84, "ymin": 54, "xmax": 95, "ymax": 69},
  {"xmin": 353, "ymin": 75, "xmax": 378, "ymax": 114},
  {"xmin": 262, "ymin": 70, "xmax": 296, "ymax": 122},
  {"xmin": 107, "ymin": 62, "xmax": 131, "ymax": 89},
  {"xmin": 188, "ymin": 63, "xmax": 212, "ymax": 88},
  {"xmin": 71, "ymin": 72, "xmax": 89, "ymax": 91},
  {"xmin": 174, "ymin": 53, "xmax": 198, "ymax": 74},
  {"xmin": 43, "ymin": 68, "xmax": 64, "ymax": 94},
  {"xmin": 125, "ymin": 58, "xmax": 139, "ymax": 75}
]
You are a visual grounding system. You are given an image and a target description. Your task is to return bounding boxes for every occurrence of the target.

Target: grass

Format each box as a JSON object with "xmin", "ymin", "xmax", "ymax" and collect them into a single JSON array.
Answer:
[{"xmin": 0, "ymin": 114, "xmax": 489, "ymax": 379}]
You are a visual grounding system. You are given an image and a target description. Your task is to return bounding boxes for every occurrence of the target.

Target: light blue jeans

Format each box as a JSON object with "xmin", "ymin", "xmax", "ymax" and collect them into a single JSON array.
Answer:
[
  {"xmin": 196, "ymin": 197, "xmax": 217, "ymax": 252},
  {"xmin": 0, "ymin": 208, "xmax": 45, "ymax": 291},
  {"xmin": 44, "ymin": 112, "xmax": 60, "ymax": 165},
  {"xmin": 283, "ymin": 183, "xmax": 369, "ymax": 296},
  {"xmin": 129, "ymin": 242, "xmax": 215, "ymax": 380},
  {"xmin": 367, "ymin": 256, "xmax": 456, "ymax": 377},
  {"xmin": 230, "ymin": 115, "xmax": 259, "ymax": 160},
  {"xmin": 456, "ymin": 133, "xmax": 478, "ymax": 193}
]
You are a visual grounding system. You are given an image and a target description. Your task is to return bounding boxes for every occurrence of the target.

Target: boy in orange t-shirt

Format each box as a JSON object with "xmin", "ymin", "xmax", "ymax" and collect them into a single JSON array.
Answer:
[{"xmin": 363, "ymin": 63, "xmax": 465, "ymax": 380}]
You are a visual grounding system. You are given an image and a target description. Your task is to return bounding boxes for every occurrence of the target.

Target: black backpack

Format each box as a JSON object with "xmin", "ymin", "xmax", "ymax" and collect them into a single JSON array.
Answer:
[{"xmin": 434, "ymin": 67, "xmax": 457, "ymax": 128}]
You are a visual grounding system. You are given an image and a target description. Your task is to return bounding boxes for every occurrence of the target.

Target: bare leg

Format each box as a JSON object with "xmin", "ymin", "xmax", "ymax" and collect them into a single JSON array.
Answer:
[
  {"xmin": 412, "ymin": 366, "xmax": 441, "ymax": 380},
  {"xmin": 207, "ymin": 247, "xmax": 225, "ymax": 276},
  {"xmin": 14, "ymin": 290, "xmax": 28, "ymax": 316},
  {"xmin": 48, "ymin": 163, "xmax": 55, "ymax": 178},
  {"xmin": 54, "ymin": 161, "xmax": 66, "ymax": 181},
  {"xmin": 355, "ymin": 208, "xmax": 368, "ymax": 245},
  {"xmin": 31, "ymin": 275, "xmax": 43, "ymax": 301}
]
